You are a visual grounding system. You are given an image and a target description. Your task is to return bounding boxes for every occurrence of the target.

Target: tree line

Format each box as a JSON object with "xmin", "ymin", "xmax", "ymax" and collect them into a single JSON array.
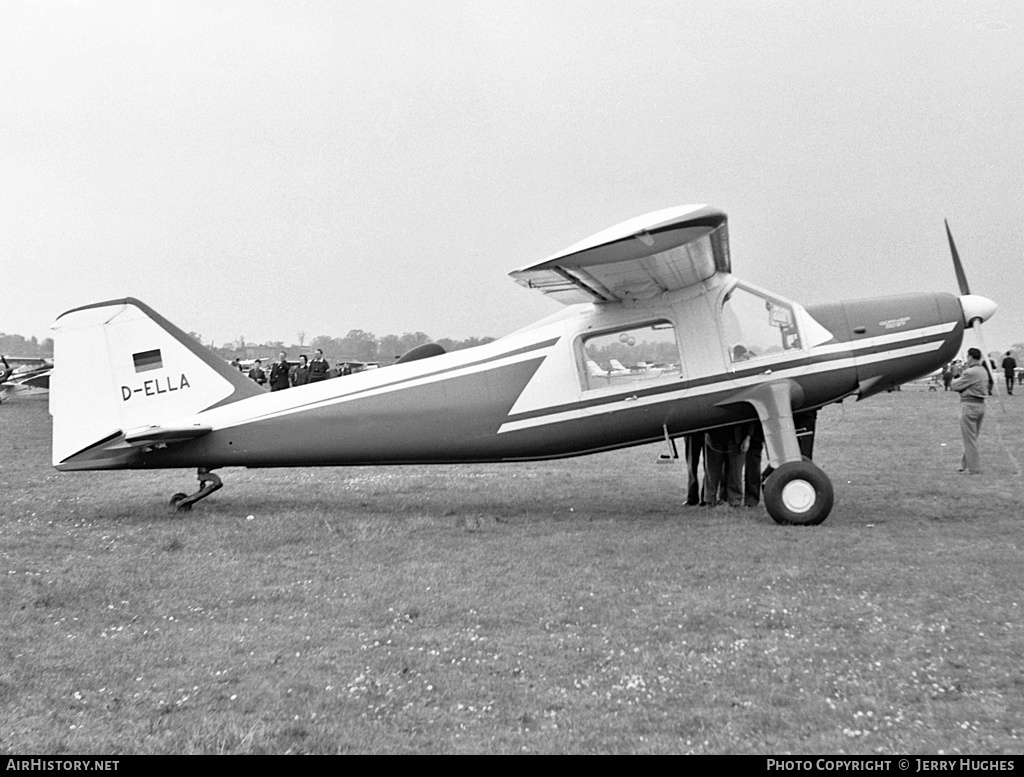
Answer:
[
  {"xmin": 306, "ymin": 330, "xmax": 496, "ymax": 362},
  {"xmin": 0, "ymin": 333, "xmax": 53, "ymax": 357},
  {"xmin": 209, "ymin": 329, "xmax": 496, "ymax": 363},
  {"xmin": 3, "ymin": 327, "xmax": 494, "ymax": 364}
]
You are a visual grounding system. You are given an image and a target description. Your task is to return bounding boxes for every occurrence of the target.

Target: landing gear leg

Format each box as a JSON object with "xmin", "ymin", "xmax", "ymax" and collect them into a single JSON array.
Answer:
[
  {"xmin": 718, "ymin": 379, "xmax": 833, "ymax": 526},
  {"xmin": 169, "ymin": 468, "xmax": 223, "ymax": 513}
]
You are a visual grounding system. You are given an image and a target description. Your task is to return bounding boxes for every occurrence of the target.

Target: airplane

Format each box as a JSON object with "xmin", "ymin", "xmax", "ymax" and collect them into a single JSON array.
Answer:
[
  {"xmin": 48, "ymin": 204, "xmax": 996, "ymax": 525},
  {"xmin": 608, "ymin": 359, "xmax": 634, "ymax": 373},
  {"xmin": 0, "ymin": 356, "xmax": 52, "ymax": 402},
  {"xmin": 587, "ymin": 358, "xmax": 665, "ymax": 386},
  {"xmin": 608, "ymin": 359, "xmax": 664, "ymax": 378}
]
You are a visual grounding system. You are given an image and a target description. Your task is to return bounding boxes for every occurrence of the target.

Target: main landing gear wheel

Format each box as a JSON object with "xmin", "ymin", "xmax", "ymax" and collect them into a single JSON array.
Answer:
[{"xmin": 763, "ymin": 460, "xmax": 833, "ymax": 526}]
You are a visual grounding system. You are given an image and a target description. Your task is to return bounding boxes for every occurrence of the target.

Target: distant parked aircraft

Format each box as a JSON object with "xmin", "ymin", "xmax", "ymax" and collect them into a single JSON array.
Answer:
[{"xmin": 0, "ymin": 356, "xmax": 52, "ymax": 402}]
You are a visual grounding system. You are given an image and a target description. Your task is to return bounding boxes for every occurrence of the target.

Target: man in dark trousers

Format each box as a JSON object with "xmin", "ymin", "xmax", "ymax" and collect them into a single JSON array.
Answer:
[
  {"xmin": 1002, "ymin": 351, "xmax": 1017, "ymax": 396},
  {"xmin": 743, "ymin": 421, "xmax": 765, "ymax": 507},
  {"xmin": 703, "ymin": 426, "xmax": 745, "ymax": 507},
  {"xmin": 684, "ymin": 432, "xmax": 706, "ymax": 506},
  {"xmin": 269, "ymin": 352, "xmax": 291, "ymax": 391}
]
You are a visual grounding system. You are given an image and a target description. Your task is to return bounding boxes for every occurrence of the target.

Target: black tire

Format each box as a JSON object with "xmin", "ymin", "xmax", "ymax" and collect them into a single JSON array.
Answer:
[
  {"xmin": 169, "ymin": 492, "xmax": 192, "ymax": 513},
  {"xmin": 760, "ymin": 455, "xmax": 810, "ymax": 487},
  {"xmin": 763, "ymin": 460, "xmax": 833, "ymax": 526}
]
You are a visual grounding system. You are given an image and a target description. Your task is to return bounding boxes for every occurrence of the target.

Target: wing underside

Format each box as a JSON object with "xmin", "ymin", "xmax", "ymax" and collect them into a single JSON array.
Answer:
[{"xmin": 510, "ymin": 205, "xmax": 730, "ymax": 304}]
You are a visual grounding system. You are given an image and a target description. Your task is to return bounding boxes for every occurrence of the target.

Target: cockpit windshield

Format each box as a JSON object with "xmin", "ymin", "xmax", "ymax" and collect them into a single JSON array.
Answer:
[{"xmin": 721, "ymin": 283, "xmax": 801, "ymax": 363}]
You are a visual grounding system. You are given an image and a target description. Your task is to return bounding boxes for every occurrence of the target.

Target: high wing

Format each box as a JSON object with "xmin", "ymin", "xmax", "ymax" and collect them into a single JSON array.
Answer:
[{"xmin": 510, "ymin": 204, "xmax": 729, "ymax": 304}]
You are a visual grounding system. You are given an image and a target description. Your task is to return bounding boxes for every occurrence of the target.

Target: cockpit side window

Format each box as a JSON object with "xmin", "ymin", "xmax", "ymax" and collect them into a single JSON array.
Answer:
[
  {"xmin": 721, "ymin": 285, "xmax": 801, "ymax": 363},
  {"xmin": 580, "ymin": 320, "xmax": 681, "ymax": 390}
]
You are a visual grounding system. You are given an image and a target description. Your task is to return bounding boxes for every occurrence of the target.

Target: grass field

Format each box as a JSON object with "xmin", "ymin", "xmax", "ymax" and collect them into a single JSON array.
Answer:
[{"xmin": 1, "ymin": 390, "xmax": 1022, "ymax": 754}]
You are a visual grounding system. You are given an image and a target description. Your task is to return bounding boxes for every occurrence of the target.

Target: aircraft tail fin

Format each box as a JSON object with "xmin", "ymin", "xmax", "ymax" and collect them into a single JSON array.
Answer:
[{"xmin": 51, "ymin": 298, "xmax": 264, "ymax": 469}]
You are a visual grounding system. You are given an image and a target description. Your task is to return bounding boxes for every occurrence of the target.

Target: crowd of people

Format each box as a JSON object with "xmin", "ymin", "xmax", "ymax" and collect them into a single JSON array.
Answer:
[
  {"xmin": 948, "ymin": 348, "xmax": 1018, "ymax": 476},
  {"xmin": 230, "ymin": 348, "xmax": 343, "ymax": 391},
  {"xmin": 942, "ymin": 351, "xmax": 1019, "ymax": 395}
]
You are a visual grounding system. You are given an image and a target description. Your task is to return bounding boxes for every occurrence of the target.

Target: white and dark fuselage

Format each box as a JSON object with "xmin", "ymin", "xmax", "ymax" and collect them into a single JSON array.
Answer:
[{"xmin": 51, "ymin": 275, "xmax": 965, "ymax": 473}]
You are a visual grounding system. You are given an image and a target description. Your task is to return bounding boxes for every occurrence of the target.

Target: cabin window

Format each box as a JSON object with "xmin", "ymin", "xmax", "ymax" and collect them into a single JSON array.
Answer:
[
  {"xmin": 581, "ymin": 320, "xmax": 680, "ymax": 390},
  {"xmin": 721, "ymin": 284, "xmax": 800, "ymax": 363}
]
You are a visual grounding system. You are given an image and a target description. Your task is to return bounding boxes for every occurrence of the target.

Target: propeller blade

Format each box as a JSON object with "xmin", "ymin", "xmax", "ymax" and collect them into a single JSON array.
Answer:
[
  {"xmin": 944, "ymin": 220, "xmax": 1003, "ymax": 410},
  {"xmin": 945, "ymin": 219, "xmax": 971, "ymax": 297}
]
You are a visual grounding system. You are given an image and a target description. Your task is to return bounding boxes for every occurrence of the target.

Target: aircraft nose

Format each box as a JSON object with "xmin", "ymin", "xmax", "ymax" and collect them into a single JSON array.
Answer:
[{"xmin": 959, "ymin": 294, "xmax": 997, "ymax": 328}]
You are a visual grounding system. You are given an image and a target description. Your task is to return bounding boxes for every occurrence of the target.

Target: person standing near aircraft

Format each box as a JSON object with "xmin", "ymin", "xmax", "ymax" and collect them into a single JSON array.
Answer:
[
  {"xmin": 743, "ymin": 421, "xmax": 765, "ymax": 507},
  {"xmin": 951, "ymin": 347, "xmax": 988, "ymax": 474},
  {"xmin": 247, "ymin": 359, "xmax": 267, "ymax": 386},
  {"xmin": 308, "ymin": 349, "xmax": 329, "ymax": 383},
  {"xmin": 684, "ymin": 432, "xmax": 706, "ymax": 506},
  {"xmin": 269, "ymin": 352, "xmax": 291, "ymax": 391},
  {"xmin": 703, "ymin": 426, "xmax": 745, "ymax": 507},
  {"xmin": 290, "ymin": 354, "xmax": 310, "ymax": 387},
  {"xmin": 1001, "ymin": 351, "xmax": 1017, "ymax": 395}
]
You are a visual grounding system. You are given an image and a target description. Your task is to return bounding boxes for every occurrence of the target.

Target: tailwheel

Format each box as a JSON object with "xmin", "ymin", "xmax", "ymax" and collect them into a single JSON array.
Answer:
[
  {"xmin": 763, "ymin": 460, "xmax": 833, "ymax": 526},
  {"xmin": 167, "ymin": 469, "xmax": 223, "ymax": 514},
  {"xmin": 169, "ymin": 492, "xmax": 192, "ymax": 513}
]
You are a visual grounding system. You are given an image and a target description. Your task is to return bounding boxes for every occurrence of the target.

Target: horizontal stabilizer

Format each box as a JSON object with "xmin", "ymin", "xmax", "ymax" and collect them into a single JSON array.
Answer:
[{"xmin": 123, "ymin": 424, "xmax": 213, "ymax": 447}]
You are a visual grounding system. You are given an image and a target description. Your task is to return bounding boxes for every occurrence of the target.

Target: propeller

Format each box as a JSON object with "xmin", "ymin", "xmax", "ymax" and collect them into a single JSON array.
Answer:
[
  {"xmin": 945, "ymin": 219, "xmax": 1002, "ymax": 406},
  {"xmin": 946, "ymin": 219, "xmax": 971, "ymax": 296}
]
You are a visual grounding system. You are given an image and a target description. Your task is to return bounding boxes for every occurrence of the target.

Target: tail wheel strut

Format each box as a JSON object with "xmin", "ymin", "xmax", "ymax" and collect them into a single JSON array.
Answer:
[{"xmin": 169, "ymin": 468, "xmax": 223, "ymax": 513}]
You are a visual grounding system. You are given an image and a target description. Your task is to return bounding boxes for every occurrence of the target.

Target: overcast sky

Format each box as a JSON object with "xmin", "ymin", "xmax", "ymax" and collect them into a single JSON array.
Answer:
[{"xmin": 2, "ymin": 0, "xmax": 1021, "ymax": 351}]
